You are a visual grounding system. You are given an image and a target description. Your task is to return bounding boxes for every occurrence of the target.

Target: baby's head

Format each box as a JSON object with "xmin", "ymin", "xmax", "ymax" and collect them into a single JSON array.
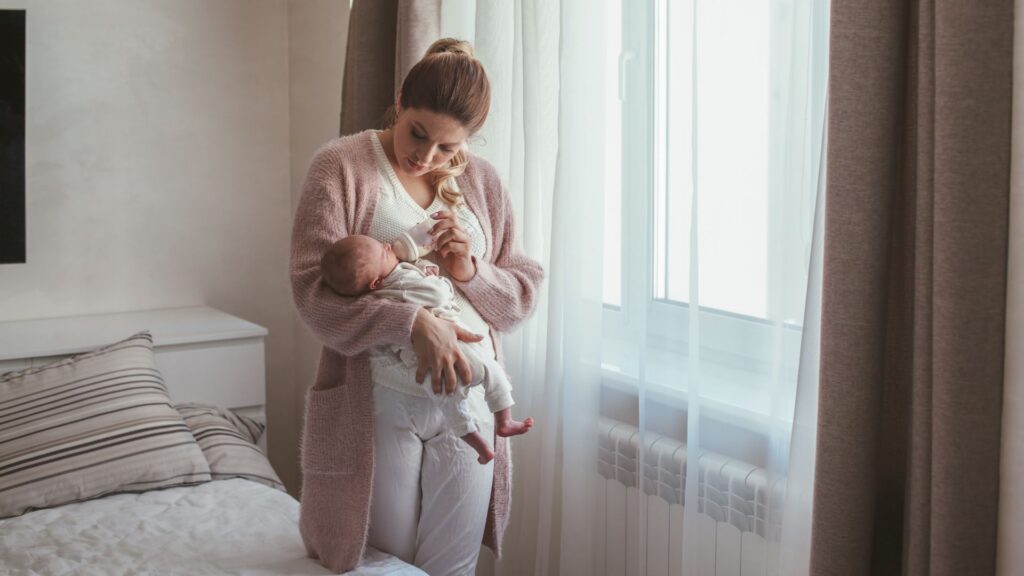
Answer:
[{"xmin": 321, "ymin": 235, "xmax": 400, "ymax": 296}]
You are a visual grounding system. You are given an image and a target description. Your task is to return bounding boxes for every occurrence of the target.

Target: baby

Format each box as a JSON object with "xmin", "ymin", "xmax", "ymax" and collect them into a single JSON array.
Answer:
[{"xmin": 321, "ymin": 234, "xmax": 533, "ymax": 464}]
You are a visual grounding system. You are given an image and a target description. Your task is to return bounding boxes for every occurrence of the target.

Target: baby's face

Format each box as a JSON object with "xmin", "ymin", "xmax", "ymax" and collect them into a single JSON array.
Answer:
[
  {"xmin": 322, "ymin": 235, "xmax": 402, "ymax": 297},
  {"xmin": 355, "ymin": 238, "xmax": 400, "ymax": 291}
]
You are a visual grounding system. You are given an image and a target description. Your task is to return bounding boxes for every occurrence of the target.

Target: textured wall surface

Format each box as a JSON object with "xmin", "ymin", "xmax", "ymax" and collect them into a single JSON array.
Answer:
[{"xmin": 0, "ymin": 0, "xmax": 347, "ymax": 495}]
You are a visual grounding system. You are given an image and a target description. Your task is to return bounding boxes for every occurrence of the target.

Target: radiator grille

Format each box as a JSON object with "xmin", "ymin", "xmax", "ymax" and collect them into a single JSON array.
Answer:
[{"xmin": 596, "ymin": 417, "xmax": 783, "ymax": 575}]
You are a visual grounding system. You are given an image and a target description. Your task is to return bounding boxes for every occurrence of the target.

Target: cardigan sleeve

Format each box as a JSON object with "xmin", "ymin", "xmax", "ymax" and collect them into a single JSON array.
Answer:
[
  {"xmin": 290, "ymin": 152, "xmax": 421, "ymax": 357},
  {"xmin": 452, "ymin": 179, "xmax": 545, "ymax": 333}
]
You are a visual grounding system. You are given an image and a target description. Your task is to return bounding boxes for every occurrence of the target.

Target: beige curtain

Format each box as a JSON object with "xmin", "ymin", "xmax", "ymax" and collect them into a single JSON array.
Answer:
[
  {"xmin": 339, "ymin": 0, "xmax": 441, "ymax": 136},
  {"xmin": 997, "ymin": 1, "xmax": 1024, "ymax": 574},
  {"xmin": 810, "ymin": 1, "xmax": 1015, "ymax": 575}
]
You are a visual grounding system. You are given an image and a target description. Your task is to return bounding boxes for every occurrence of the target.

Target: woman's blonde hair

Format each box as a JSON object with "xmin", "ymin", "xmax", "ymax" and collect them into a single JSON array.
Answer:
[{"xmin": 383, "ymin": 38, "xmax": 491, "ymax": 206}]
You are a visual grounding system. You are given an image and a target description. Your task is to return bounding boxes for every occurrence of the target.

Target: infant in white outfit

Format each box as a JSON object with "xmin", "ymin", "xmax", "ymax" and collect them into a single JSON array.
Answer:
[{"xmin": 321, "ymin": 234, "xmax": 532, "ymax": 464}]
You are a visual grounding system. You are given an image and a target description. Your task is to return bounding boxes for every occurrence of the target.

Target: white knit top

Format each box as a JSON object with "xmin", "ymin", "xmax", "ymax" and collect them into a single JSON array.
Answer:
[{"xmin": 366, "ymin": 131, "xmax": 496, "ymax": 398}]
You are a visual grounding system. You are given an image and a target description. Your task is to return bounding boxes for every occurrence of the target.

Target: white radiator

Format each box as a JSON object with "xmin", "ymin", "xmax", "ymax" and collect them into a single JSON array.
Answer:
[{"xmin": 596, "ymin": 418, "xmax": 779, "ymax": 576}]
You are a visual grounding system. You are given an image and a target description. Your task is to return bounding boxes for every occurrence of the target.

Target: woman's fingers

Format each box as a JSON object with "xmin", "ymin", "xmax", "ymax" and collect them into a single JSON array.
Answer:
[
  {"xmin": 431, "ymin": 214, "xmax": 467, "ymax": 244},
  {"xmin": 429, "ymin": 215, "xmax": 458, "ymax": 240},
  {"xmin": 443, "ymin": 360, "xmax": 458, "ymax": 395},
  {"xmin": 432, "ymin": 361, "xmax": 444, "ymax": 394},
  {"xmin": 435, "ymin": 228, "xmax": 469, "ymax": 248},
  {"xmin": 454, "ymin": 351, "xmax": 473, "ymax": 386},
  {"xmin": 411, "ymin": 311, "xmax": 482, "ymax": 394},
  {"xmin": 430, "ymin": 210, "xmax": 455, "ymax": 224},
  {"xmin": 455, "ymin": 325, "xmax": 484, "ymax": 343},
  {"xmin": 434, "ymin": 229, "xmax": 469, "ymax": 256},
  {"xmin": 430, "ymin": 213, "xmax": 475, "ymax": 262},
  {"xmin": 438, "ymin": 239, "xmax": 470, "ymax": 259},
  {"xmin": 430, "ymin": 217, "xmax": 457, "ymax": 233},
  {"xmin": 431, "ymin": 220, "xmax": 462, "ymax": 235},
  {"xmin": 412, "ymin": 309, "xmax": 457, "ymax": 394}
]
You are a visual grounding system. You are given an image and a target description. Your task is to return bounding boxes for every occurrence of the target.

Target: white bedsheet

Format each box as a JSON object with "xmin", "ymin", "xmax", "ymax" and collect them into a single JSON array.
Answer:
[{"xmin": 0, "ymin": 478, "xmax": 425, "ymax": 576}]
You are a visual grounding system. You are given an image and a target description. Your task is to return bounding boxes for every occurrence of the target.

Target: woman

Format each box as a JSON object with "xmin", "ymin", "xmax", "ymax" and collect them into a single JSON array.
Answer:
[{"xmin": 290, "ymin": 38, "xmax": 543, "ymax": 575}]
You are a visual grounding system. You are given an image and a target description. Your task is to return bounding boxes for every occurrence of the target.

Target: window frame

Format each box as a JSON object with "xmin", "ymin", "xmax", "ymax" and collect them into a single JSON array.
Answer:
[{"xmin": 602, "ymin": 0, "xmax": 808, "ymax": 424}]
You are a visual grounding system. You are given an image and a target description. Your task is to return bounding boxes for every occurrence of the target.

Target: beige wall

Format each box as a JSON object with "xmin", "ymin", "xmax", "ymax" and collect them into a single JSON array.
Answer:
[
  {"xmin": 0, "ymin": 0, "xmax": 348, "ymax": 496},
  {"xmin": 287, "ymin": 0, "xmax": 350, "ymax": 493}
]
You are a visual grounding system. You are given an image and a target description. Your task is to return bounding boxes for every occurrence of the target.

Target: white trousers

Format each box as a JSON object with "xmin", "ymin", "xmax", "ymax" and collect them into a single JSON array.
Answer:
[
  {"xmin": 368, "ymin": 384, "xmax": 495, "ymax": 576},
  {"xmin": 388, "ymin": 337, "xmax": 515, "ymax": 436}
]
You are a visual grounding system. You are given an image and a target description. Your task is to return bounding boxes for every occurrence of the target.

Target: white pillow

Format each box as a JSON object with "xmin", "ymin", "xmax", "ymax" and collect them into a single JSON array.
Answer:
[{"xmin": 0, "ymin": 332, "xmax": 211, "ymax": 518}]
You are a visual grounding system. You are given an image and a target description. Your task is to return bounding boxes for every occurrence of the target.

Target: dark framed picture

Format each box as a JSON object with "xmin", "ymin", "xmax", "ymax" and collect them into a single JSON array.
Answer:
[{"xmin": 0, "ymin": 10, "xmax": 25, "ymax": 265}]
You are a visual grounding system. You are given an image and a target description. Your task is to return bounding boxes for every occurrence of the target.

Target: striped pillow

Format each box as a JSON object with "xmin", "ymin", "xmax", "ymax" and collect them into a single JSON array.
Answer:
[
  {"xmin": 0, "ymin": 332, "xmax": 211, "ymax": 518},
  {"xmin": 175, "ymin": 403, "xmax": 285, "ymax": 491}
]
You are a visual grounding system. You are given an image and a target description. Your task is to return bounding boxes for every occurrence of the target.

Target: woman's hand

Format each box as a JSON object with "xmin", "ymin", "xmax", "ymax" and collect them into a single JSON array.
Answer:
[
  {"xmin": 411, "ymin": 307, "xmax": 484, "ymax": 394},
  {"xmin": 430, "ymin": 210, "xmax": 476, "ymax": 282}
]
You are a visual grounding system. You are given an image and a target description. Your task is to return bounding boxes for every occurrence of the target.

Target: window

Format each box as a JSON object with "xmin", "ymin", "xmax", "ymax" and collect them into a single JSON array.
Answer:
[
  {"xmin": 602, "ymin": 0, "xmax": 623, "ymax": 309},
  {"xmin": 601, "ymin": 0, "xmax": 822, "ymax": 421}
]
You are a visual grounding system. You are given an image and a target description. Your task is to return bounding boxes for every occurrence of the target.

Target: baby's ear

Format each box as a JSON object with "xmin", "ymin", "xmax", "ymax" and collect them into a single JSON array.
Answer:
[{"xmin": 369, "ymin": 276, "xmax": 382, "ymax": 291}]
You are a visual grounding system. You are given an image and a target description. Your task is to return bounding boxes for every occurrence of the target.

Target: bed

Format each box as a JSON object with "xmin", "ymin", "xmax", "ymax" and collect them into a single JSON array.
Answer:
[{"xmin": 0, "ymin": 306, "xmax": 425, "ymax": 575}]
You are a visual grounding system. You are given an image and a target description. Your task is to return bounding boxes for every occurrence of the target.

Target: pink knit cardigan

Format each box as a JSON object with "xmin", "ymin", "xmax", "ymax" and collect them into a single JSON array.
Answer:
[{"xmin": 290, "ymin": 130, "xmax": 544, "ymax": 573}]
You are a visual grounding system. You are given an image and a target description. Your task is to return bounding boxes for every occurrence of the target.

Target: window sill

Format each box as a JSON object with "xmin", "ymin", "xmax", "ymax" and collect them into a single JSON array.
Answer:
[{"xmin": 600, "ymin": 337, "xmax": 793, "ymax": 437}]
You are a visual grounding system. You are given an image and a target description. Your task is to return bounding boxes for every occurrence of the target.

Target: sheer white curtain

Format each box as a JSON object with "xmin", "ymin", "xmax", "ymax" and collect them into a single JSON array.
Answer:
[
  {"xmin": 622, "ymin": 0, "xmax": 828, "ymax": 574},
  {"xmin": 441, "ymin": 2, "xmax": 578, "ymax": 574},
  {"xmin": 447, "ymin": 0, "xmax": 829, "ymax": 574}
]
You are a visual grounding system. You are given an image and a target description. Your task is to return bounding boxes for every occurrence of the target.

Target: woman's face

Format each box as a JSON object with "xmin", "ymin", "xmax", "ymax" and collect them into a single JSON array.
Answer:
[{"xmin": 391, "ymin": 106, "xmax": 471, "ymax": 178}]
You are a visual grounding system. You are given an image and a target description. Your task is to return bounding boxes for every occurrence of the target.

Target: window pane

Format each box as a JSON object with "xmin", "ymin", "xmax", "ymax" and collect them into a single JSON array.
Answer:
[
  {"xmin": 602, "ymin": 0, "xmax": 622, "ymax": 308},
  {"xmin": 662, "ymin": 0, "xmax": 693, "ymax": 304},
  {"xmin": 660, "ymin": 0, "xmax": 770, "ymax": 319}
]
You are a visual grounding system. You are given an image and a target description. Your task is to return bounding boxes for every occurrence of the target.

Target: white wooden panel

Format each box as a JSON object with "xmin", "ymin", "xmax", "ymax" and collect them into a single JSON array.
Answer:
[
  {"xmin": 155, "ymin": 337, "xmax": 265, "ymax": 409},
  {"xmin": 697, "ymin": 512, "xmax": 718, "ymax": 576},
  {"xmin": 646, "ymin": 493, "xmax": 670, "ymax": 576},
  {"xmin": 26, "ymin": 336, "xmax": 266, "ymax": 410},
  {"xmin": 715, "ymin": 522, "xmax": 742, "ymax": 576},
  {"xmin": 626, "ymin": 485, "xmax": 643, "ymax": 576},
  {"xmin": 606, "ymin": 478, "xmax": 627, "ymax": 576},
  {"xmin": 740, "ymin": 531, "xmax": 767, "ymax": 576},
  {"xmin": 0, "ymin": 306, "xmax": 266, "ymax": 362},
  {"xmin": 669, "ymin": 504, "xmax": 685, "ymax": 575}
]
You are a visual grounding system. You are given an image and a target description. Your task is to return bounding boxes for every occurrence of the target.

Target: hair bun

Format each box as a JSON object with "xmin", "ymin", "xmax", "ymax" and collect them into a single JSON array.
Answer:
[{"xmin": 426, "ymin": 38, "xmax": 474, "ymax": 58}]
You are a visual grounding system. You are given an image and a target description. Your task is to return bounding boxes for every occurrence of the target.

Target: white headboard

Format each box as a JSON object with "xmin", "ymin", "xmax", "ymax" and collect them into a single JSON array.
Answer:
[{"xmin": 0, "ymin": 306, "xmax": 268, "ymax": 412}]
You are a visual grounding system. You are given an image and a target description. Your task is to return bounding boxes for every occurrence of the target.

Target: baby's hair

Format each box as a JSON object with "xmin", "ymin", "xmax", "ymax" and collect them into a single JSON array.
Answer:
[{"xmin": 321, "ymin": 236, "xmax": 377, "ymax": 297}]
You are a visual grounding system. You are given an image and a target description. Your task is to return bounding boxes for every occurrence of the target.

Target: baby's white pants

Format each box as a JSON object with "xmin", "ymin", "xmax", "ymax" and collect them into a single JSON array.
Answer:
[
  {"xmin": 395, "ymin": 338, "xmax": 514, "ymax": 436},
  {"xmin": 367, "ymin": 384, "xmax": 495, "ymax": 576}
]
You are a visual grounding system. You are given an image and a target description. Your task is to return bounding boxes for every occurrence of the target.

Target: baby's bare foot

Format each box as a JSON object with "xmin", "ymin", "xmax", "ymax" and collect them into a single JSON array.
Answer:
[
  {"xmin": 497, "ymin": 417, "xmax": 533, "ymax": 437},
  {"xmin": 478, "ymin": 448, "xmax": 495, "ymax": 465}
]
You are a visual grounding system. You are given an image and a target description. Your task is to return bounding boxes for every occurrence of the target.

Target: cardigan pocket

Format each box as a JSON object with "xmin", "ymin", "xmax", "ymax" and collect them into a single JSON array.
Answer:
[{"xmin": 302, "ymin": 384, "xmax": 357, "ymax": 475}]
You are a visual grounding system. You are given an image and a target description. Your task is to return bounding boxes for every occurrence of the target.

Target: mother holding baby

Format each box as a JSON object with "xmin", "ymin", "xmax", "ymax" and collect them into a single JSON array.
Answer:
[{"xmin": 289, "ymin": 38, "xmax": 543, "ymax": 576}]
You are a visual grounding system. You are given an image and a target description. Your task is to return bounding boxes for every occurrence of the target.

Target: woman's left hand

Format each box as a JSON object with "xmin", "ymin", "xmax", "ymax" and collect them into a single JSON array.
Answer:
[{"xmin": 431, "ymin": 210, "xmax": 476, "ymax": 282}]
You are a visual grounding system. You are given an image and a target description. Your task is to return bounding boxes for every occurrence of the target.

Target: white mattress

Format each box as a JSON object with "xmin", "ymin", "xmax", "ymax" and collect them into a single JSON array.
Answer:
[{"xmin": 0, "ymin": 478, "xmax": 425, "ymax": 576}]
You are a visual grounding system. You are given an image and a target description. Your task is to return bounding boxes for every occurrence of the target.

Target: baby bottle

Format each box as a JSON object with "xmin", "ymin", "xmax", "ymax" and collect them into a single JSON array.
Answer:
[{"xmin": 391, "ymin": 218, "xmax": 435, "ymax": 262}]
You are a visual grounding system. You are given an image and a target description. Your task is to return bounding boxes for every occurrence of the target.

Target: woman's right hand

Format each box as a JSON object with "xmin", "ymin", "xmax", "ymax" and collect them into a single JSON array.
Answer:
[{"xmin": 411, "ymin": 308, "xmax": 484, "ymax": 395}]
